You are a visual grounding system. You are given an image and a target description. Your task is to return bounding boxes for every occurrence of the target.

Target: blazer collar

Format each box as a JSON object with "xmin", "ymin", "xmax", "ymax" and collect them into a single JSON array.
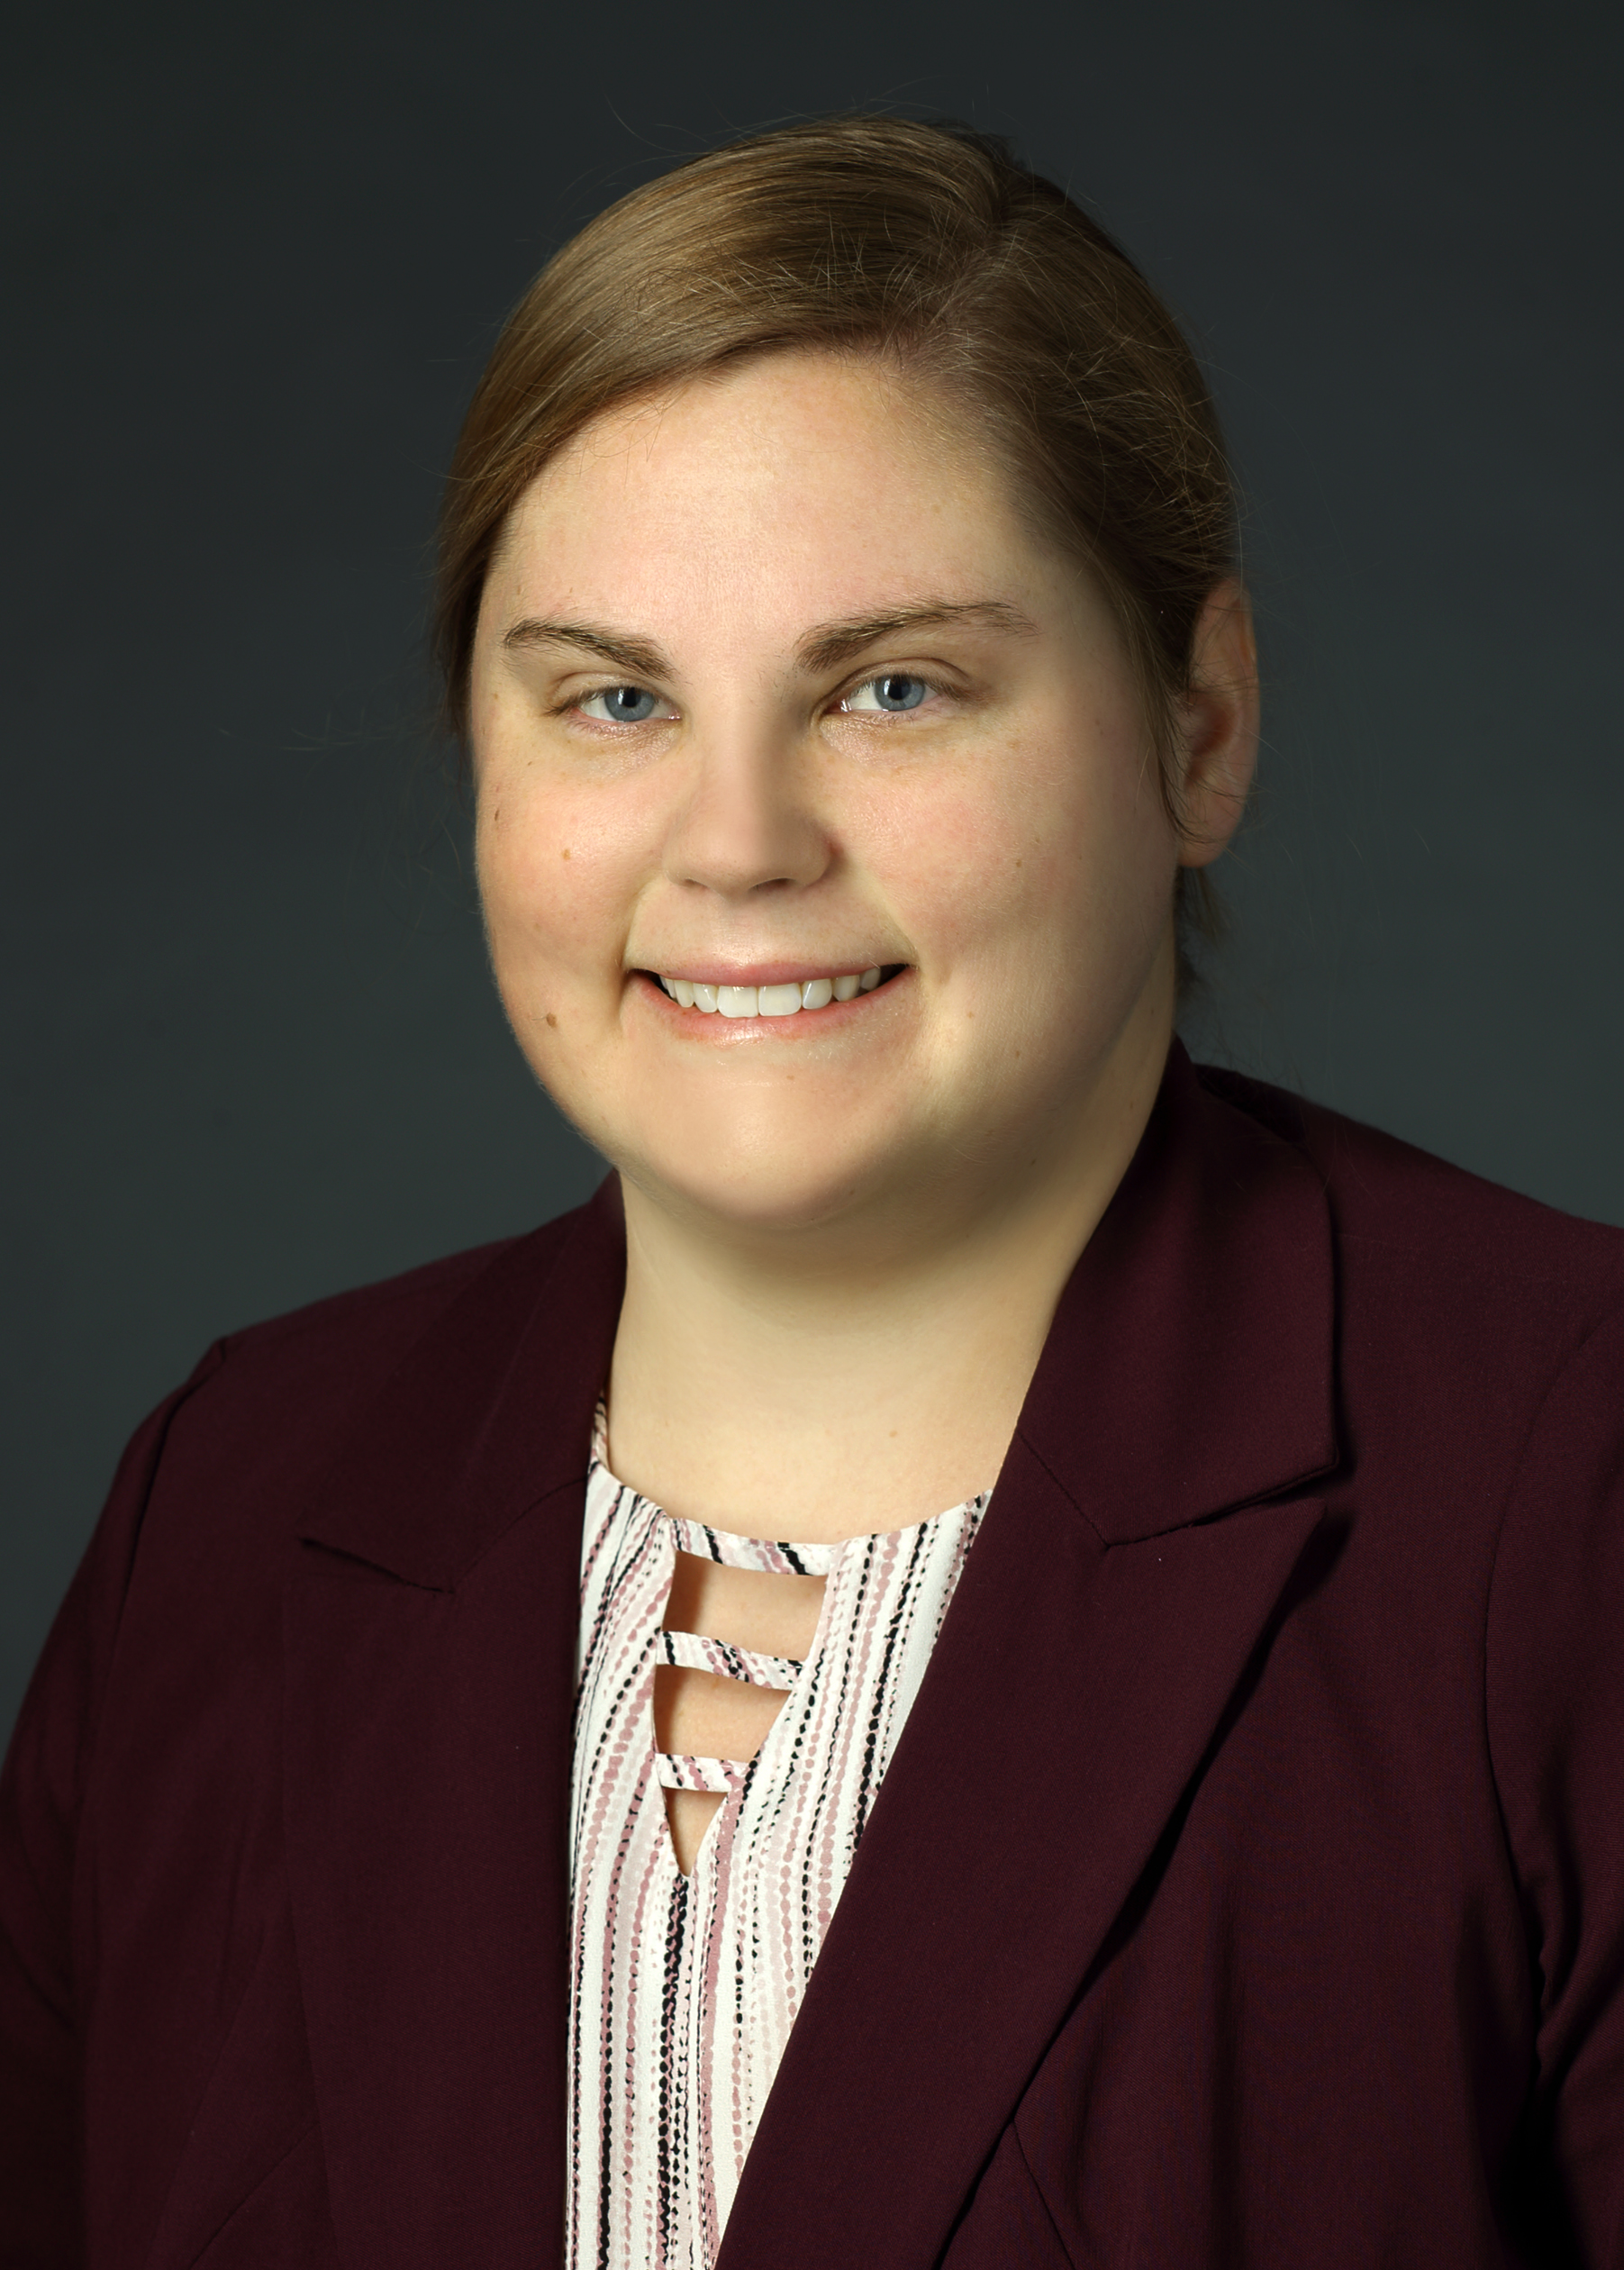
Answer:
[
  {"xmin": 299, "ymin": 1175, "xmax": 627, "ymax": 1590},
  {"xmin": 1021, "ymin": 1039, "xmax": 1336, "ymax": 1542}
]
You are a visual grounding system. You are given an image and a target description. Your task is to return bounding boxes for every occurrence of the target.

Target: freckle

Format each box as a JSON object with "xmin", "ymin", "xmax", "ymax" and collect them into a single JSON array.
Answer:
[
  {"xmin": 561, "ymin": 847, "xmax": 572, "ymax": 861},
  {"xmin": 546, "ymin": 1013, "xmax": 558, "ymax": 1028},
  {"xmin": 1015, "ymin": 858, "xmax": 1022, "ymax": 867}
]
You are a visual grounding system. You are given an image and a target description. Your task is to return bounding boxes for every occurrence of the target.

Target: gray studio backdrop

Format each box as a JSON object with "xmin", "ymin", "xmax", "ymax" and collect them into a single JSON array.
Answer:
[{"xmin": 5, "ymin": 0, "xmax": 1620, "ymax": 1740}]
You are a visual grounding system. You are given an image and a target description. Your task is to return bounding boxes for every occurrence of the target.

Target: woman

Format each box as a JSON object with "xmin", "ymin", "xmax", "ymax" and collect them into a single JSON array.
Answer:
[{"xmin": 3, "ymin": 114, "xmax": 1620, "ymax": 2270}]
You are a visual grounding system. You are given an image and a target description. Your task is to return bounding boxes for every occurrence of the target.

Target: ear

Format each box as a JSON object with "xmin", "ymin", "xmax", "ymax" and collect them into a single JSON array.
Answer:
[{"xmin": 1173, "ymin": 578, "xmax": 1258, "ymax": 869}]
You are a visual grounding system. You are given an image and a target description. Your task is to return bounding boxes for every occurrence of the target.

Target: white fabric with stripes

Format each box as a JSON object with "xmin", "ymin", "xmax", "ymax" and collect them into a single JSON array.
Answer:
[{"xmin": 567, "ymin": 1404, "xmax": 989, "ymax": 2269}]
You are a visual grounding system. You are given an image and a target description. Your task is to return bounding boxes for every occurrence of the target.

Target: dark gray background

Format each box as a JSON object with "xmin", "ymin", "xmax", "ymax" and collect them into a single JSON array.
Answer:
[{"xmin": 5, "ymin": 0, "xmax": 1619, "ymax": 1742}]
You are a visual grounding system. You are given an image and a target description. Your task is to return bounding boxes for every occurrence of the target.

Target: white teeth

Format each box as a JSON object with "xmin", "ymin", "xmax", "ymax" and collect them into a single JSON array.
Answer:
[{"xmin": 658, "ymin": 967, "xmax": 890, "ymax": 1012}]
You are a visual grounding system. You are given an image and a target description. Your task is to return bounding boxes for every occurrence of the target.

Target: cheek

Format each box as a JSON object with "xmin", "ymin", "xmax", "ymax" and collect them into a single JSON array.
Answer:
[
  {"xmin": 870, "ymin": 709, "xmax": 1172, "ymax": 968},
  {"xmin": 474, "ymin": 770, "xmax": 646, "ymax": 990}
]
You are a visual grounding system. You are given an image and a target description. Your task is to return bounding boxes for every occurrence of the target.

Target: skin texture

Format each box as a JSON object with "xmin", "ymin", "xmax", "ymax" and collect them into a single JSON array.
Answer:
[{"xmin": 469, "ymin": 350, "xmax": 1257, "ymax": 1867}]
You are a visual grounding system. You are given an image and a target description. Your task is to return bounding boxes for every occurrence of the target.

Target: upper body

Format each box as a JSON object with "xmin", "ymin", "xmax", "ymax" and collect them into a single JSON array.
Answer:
[
  {"xmin": 5, "ymin": 114, "xmax": 1621, "ymax": 2268},
  {"xmin": 4, "ymin": 1051, "xmax": 1624, "ymax": 2267}
]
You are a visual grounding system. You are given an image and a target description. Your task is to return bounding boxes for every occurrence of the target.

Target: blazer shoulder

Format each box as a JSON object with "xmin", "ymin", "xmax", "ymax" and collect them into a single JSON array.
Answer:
[
  {"xmin": 215, "ymin": 1205, "xmax": 585, "ymax": 1367},
  {"xmin": 143, "ymin": 1203, "xmax": 595, "ymax": 1522},
  {"xmin": 218, "ymin": 1230, "xmax": 530, "ymax": 1357},
  {"xmin": 1196, "ymin": 1062, "xmax": 1624, "ymax": 1308}
]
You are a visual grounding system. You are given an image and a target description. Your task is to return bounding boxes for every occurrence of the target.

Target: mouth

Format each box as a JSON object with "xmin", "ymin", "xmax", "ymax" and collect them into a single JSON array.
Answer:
[{"xmin": 640, "ymin": 965, "xmax": 907, "ymax": 1019}]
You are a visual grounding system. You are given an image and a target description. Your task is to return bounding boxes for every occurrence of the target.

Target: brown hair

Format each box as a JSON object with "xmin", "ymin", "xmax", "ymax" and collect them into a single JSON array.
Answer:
[{"xmin": 435, "ymin": 114, "xmax": 1240, "ymax": 929}]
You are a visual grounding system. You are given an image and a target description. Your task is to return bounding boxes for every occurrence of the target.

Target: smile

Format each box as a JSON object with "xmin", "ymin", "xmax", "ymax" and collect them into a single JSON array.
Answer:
[{"xmin": 654, "ymin": 967, "xmax": 893, "ymax": 1017}]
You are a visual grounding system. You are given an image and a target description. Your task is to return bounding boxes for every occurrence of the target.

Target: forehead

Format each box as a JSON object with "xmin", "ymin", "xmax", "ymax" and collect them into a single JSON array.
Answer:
[{"xmin": 486, "ymin": 352, "xmax": 1045, "ymax": 640}]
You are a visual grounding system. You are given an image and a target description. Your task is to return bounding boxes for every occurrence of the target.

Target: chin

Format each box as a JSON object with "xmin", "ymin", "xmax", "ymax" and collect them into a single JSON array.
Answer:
[
  {"xmin": 614, "ymin": 1125, "xmax": 906, "ymax": 1241},
  {"xmin": 565, "ymin": 1057, "xmax": 913, "ymax": 1230},
  {"xmin": 641, "ymin": 1158, "xmax": 874, "ymax": 1237}
]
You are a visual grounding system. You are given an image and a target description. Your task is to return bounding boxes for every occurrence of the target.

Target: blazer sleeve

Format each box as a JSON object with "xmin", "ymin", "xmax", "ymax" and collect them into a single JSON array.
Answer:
[
  {"xmin": 1487, "ymin": 1297, "xmax": 1624, "ymax": 2266},
  {"xmin": 0, "ymin": 1349, "xmax": 224, "ymax": 2269}
]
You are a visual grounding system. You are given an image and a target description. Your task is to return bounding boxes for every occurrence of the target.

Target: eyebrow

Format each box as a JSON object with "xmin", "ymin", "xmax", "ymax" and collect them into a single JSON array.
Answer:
[
  {"xmin": 501, "ymin": 598, "xmax": 1037, "ymax": 684},
  {"xmin": 502, "ymin": 617, "xmax": 671, "ymax": 679},
  {"xmin": 794, "ymin": 599, "xmax": 1039, "ymax": 675}
]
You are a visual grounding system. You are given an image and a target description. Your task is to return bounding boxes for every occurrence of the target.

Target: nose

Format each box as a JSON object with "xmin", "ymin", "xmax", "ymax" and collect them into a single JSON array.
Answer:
[{"xmin": 663, "ymin": 713, "xmax": 833, "ymax": 900}]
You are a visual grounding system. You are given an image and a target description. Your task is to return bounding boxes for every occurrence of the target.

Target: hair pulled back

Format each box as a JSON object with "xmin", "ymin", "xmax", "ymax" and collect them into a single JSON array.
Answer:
[{"xmin": 435, "ymin": 114, "xmax": 1238, "ymax": 853}]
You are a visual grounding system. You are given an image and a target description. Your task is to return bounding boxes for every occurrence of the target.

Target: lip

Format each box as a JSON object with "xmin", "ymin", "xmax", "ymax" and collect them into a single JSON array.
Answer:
[
  {"xmin": 635, "ymin": 960, "xmax": 895, "ymax": 988},
  {"xmin": 630, "ymin": 965, "xmax": 911, "ymax": 1035}
]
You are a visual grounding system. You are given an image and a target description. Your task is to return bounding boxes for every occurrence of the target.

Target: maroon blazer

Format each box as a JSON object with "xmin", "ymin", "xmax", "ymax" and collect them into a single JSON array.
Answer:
[{"xmin": 5, "ymin": 1047, "xmax": 1624, "ymax": 2268}]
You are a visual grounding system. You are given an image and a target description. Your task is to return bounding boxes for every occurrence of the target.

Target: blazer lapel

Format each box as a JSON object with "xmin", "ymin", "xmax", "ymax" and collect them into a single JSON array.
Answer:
[
  {"xmin": 283, "ymin": 1185, "xmax": 625, "ymax": 2270},
  {"xmin": 718, "ymin": 1051, "xmax": 1339, "ymax": 2269}
]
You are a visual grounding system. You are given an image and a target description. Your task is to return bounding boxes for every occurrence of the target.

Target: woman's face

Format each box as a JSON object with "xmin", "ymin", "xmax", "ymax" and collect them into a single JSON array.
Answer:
[{"xmin": 470, "ymin": 351, "xmax": 1240, "ymax": 1243}]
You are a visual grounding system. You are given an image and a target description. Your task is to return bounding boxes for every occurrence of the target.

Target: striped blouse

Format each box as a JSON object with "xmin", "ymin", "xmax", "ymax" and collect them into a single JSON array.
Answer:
[{"xmin": 567, "ymin": 1408, "xmax": 989, "ymax": 2270}]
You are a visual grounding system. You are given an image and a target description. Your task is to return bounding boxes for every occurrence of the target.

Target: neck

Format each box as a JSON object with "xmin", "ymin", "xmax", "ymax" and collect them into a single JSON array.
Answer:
[{"xmin": 604, "ymin": 972, "xmax": 1175, "ymax": 1540}]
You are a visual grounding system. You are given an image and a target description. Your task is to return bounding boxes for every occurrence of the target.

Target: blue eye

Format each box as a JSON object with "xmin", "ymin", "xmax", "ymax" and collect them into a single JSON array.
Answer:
[
  {"xmin": 845, "ymin": 674, "xmax": 931, "ymax": 713},
  {"xmin": 580, "ymin": 685, "xmax": 662, "ymax": 723}
]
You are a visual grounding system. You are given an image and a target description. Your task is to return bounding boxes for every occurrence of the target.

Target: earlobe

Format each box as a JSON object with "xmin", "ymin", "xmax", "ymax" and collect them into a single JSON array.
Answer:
[{"xmin": 1175, "ymin": 578, "xmax": 1259, "ymax": 871}]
